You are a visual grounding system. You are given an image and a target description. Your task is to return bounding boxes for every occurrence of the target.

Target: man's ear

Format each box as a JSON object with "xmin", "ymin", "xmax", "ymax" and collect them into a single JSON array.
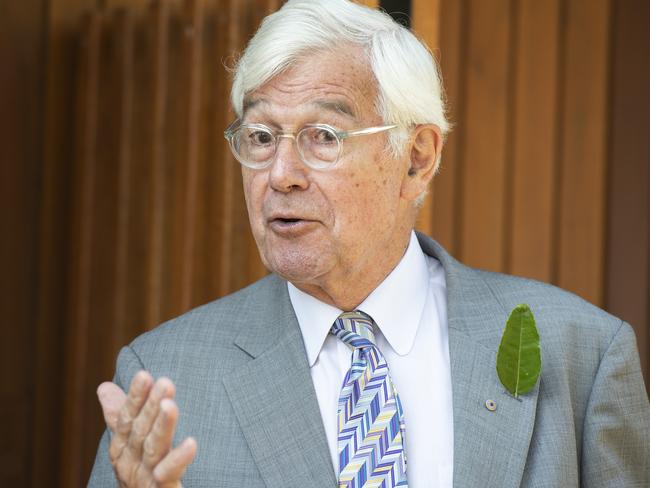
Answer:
[{"xmin": 401, "ymin": 124, "xmax": 443, "ymax": 201}]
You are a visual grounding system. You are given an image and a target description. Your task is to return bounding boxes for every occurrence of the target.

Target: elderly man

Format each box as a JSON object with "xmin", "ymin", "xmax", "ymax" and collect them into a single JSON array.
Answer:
[{"xmin": 89, "ymin": 0, "xmax": 649, "ymax": 487}]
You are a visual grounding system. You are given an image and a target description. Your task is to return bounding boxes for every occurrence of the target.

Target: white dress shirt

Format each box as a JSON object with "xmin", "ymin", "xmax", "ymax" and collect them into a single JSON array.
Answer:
[{"xmin": 288, "ymin": 231, "xmax": 453, "ymax": 487}]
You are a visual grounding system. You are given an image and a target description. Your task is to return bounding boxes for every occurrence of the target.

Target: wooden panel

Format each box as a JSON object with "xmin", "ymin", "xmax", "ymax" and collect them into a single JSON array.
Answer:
[
  {"xmin": 60, "ymin": 13, "xmax": 102, "ymax": 488},
  {"xmin": 0, "ymin": 1, "xmax": 45, "ymax": 485},
  {"xmin": 145, "ymin": 0, "xmax": 171, "ymax": 329},
  {"xmin": 606, "ymin": 0, "xmax": 650, "ymax": 385},
  {"xmin": 412, "ymin": 0, "xmax": 441, "ymax": 236},
  {"xmin": 161, "ymin": 1, "xmax": 187, "ymax": 320},
  {"xmin": 357, "ymin": 0, "xmax": 380, "ymax": 7},
  {"xmin": 192, "ymin": 0, "xmax": 220, "ymax": 305},
  {"xmin": 217, "ymin": 0, "xmax": 272, "ymax": 295},
  {"xmin": 202, "ymin": 0, "xmax": 232, "ymax": 299},
  {"xmin": 431, "ymin": 0, "xmax": 465, "ymax": 254},
  {"xmin": 112, "ymin": 9, "xmax": 136, "ymax": 361},
  {"xmin": 508, "ymin": 0, "xmax": 560, "ymax": 281},
  {"xmin": 176, "ymin": 0, "xmax": 204, "ymax": 311},
  {"xmin": 459, "ymin": 0, "xmax": 512, "ymax": 269},
  {"xmin": 33, "ymin": 1, "xmax": 95, "ymax": 486},
  {"xmin": 122, "ymin": 8, "xmax": 155, "ymax": 336},
  {"xmin": 556, "ymin": 0, "xmax": 611, "ymax": 305}
]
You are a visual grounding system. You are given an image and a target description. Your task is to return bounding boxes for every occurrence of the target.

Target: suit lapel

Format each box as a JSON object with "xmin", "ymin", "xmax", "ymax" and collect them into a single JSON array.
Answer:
[
  {"xmin": 222, "ymin": 278, "xmax": 336, "ymax": 488},
  {"xmin": 224, "ymin": 237, "xmax": 540, "ymax": 487},
  {"xmin": 418, "ymin": 234, "xmax": 540, "ymax": 488}
]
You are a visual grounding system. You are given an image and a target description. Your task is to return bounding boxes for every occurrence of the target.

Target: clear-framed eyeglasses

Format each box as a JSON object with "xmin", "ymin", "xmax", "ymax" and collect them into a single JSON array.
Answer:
[{"xmin": 223, "ymin": 121, "xmax": 398, "ymax": 170}]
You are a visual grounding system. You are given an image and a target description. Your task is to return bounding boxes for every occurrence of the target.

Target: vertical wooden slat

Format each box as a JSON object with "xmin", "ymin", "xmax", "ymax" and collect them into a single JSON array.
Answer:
[
  {"xmin": 192, "ymin": 0, "xmax": 216, "ymax": 305},
  {"xmin": 61, "ymin": 13, "xmax": 101, "ymax": 488},
  {"xmin": 412, "ymin": 0, "xmax": 441, "ymax": 237},
  {"xmin": 176, "ymin": 0, "xmax": 205, "ymax": 310},
  {"xmin": 0, "ymin": 1, "xmax": 45, "ymax": 485},
  {"xmin": 33, "ymin": 1, "xmax": 93, "ymax": 486},
  {"xmin": 459, "ymin": 0, "xmax": 512, "ymax": 270},
  {"xmin": 145, "ymin": 0, "xmax": 170, "ymax": 328},
  {"xmin": 112, "ymin": 9, "xmax": 135, "ymax": 359},
  {"xmin": 163, "ymin": 3, "xmax": 185, "ymax": 319},
  {"xmin": 606, "ymin": 0, "xmax": 650, "ymax": 386},
  {"xmin": 82, "ymin": 11, "xmax": 130, "ymax": 482},
  {"xmin": 508, "ymin": 0, "xmax": 560, "ymax": 281},
  {"xmin": 216, "ymin": 0, "xmax": 238, "ymax": 296},
  {"xmin": 357, "ymin": 0, "xmax": 380, "ymax": 8},
  {"xmin": 217, "ymin": 0, "xmax": 270, "ymax": 295},
  {"xmin": 556, "ymin": 0, "xmax": 611, "ymax": 305},
  {"xmin": 122, "ymin": 10, "xmax": 154, "ymax": 337},
  {"xmin": 203, "ymin": 1, "xmax": 230, "ymax": 300},
  {"xmin": 433, "ymin": 0, "xmax": 466, "ymax": 254}
]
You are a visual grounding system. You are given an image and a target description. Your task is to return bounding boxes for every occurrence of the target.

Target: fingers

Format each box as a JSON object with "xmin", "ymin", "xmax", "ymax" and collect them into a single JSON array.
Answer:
[
  {"xmin": 117, "ymin": 371, "xmax": 154, "ymax": 437},
  {"xmin": 129, "ymin": 378, "xmax": 176, "ymax": 459},
  {"xmin": 153, "ymin": 437, "xmax": 198, "ymax": 486},
  {"xmin": 142, "ymin": 397, "xmax": 179, "ymax": 468},
  {"xmin": 97, "ymin": 382, "xmax": 127, "ymax": 431},
  {"xmin": 109, "ymin": 371, "xmax": 153, "ymax": 461},
  {"xmin": 100, "ymin": 371, "xmax": 195, "ymax": 486}
]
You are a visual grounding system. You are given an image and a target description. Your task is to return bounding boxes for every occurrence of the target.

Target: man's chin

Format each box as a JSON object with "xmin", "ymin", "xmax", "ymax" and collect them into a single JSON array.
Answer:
[{"xmin": 263, "ymin": 252, "xmax": 330, "ymax": 286}]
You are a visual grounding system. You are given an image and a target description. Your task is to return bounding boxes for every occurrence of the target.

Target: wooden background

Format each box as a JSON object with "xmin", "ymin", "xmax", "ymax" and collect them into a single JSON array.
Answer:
[{"xmin": 1, "ymin": 0, "xmax": 648, "ymax": 486}]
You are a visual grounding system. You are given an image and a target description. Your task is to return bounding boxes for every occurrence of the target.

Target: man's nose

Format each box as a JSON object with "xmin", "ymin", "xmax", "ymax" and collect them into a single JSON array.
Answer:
[{"xmin": 268, "ymin": 135, "xmax": 309, "ymax": 192}]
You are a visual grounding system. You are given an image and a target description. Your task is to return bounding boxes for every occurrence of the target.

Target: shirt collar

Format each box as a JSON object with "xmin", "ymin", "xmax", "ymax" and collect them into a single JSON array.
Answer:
[{"xmin": 288, "ymin": 231, "xmax": 430, "ymax": 366}]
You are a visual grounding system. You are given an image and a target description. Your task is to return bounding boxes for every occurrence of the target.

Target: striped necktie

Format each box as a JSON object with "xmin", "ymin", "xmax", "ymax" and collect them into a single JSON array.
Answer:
[{"xmin": 330, "ymin": 311, "xmax": 408, "ymax": 487}]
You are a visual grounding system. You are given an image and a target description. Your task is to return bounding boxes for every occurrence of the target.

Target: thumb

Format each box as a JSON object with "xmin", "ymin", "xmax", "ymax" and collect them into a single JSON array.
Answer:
[{"xmin": 97, "ymin": 381, "xmax": 127, "ymax": 431}]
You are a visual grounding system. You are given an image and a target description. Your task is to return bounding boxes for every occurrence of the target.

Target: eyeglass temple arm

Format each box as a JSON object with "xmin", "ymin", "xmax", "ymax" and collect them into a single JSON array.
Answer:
[{"xmin": 342, "ymin": 124, "xmax": 398, "ymax": 139}]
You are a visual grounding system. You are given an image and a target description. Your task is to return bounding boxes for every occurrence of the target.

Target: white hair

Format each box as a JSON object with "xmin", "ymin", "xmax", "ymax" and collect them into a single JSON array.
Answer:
[{"xmin": 230, "ymin": 0, "xmax": 450, "ymax": 169}]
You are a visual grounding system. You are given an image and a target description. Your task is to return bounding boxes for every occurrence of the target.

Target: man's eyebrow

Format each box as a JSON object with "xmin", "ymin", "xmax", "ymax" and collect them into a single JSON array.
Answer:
[
  {"xmin": 312, "ymin": 100, "xmax": 357, "ymax": 119},
  {"xmin": 242, "ymin": 97, "xmax": 265, "ymax": 115},
  {"xmin": 241, "ymin": 97, "xmax": 357, "ymax": 119}
]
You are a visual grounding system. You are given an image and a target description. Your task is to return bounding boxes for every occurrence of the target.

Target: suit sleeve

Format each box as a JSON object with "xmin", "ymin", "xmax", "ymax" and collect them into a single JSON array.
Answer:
[
  {"xmin": 87, "ymin": 345, "xmax": 146, "ymax": 487},
  {"xmin": 581, "ymin": 321, "xmax": 650, "ymax": 487}
]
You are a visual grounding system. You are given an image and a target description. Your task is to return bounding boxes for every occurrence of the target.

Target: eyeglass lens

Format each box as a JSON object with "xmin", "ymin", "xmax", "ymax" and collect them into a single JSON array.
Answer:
[{"xmin": 232, "ymin": 126, "xmax": 341, "ymax": 168}]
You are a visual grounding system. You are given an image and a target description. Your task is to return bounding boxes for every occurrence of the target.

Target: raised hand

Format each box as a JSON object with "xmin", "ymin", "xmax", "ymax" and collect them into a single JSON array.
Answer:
[{"xmin": 97, "ymin": 371, "xmax": 197, "ymax": 487}]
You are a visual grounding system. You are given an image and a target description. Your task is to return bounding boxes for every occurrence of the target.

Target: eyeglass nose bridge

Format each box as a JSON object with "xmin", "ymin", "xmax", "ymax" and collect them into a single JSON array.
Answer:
[
  {"xmin": 275, "ymin": 132, "xmax": 298, "ymax": 141},
  {"xmin": 271, "ymin": 132, "xmax": 301, "ymax": 161}
]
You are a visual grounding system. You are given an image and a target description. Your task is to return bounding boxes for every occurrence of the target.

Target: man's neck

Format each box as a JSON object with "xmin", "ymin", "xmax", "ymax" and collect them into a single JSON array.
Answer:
[{"xmin": 290, "ymin": 230, "xmax": 413, "ymax": 311}]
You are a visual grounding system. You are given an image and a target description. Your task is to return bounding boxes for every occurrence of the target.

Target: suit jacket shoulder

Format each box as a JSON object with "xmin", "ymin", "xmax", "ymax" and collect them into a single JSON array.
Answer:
[{"xmin": 417, "ymin": 232, "xmax": 649, "ymax": 488}]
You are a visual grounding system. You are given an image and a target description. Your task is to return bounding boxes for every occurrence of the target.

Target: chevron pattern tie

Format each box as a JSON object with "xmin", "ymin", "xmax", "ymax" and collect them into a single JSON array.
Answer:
[{"xmin": 331, "ymin": 311, "xmax": 408, "ymax": 488}]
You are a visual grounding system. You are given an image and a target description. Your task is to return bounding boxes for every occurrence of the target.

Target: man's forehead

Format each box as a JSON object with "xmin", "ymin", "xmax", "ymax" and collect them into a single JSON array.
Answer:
[
  {"xmin": 240, "ymin": 47, "xmax": 376, "ymax": 121},
  {"xmin": 242, "ymin": 97, "xmax": 358, "ymax": 119}
]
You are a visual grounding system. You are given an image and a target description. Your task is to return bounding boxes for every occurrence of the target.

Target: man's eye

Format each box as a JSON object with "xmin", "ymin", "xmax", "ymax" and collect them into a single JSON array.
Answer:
[
  {"xmin": 249, "ymin": 131, "xmax": 274, "ymax": 145},
  {"xmin": 312, "ymin": 128, "xmax": 337, "ymax": 144}
]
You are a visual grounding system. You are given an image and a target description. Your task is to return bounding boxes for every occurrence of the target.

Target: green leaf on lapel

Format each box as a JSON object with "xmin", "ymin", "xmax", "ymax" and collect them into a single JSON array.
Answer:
[{"xmin": 496, "ymin": 304, "xmax": 541, "ymax": 398}]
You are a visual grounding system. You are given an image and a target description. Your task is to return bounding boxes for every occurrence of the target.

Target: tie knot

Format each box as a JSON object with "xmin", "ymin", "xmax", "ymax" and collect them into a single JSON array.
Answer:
[{"xmin": 330, "ymin": 310, "xmax": 377, "ymax": 349}]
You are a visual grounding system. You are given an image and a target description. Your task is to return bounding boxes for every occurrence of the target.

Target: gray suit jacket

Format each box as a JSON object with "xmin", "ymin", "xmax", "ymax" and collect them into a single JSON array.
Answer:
[{"xmin": 89, "ymin": 234, "xmax": 649, "ymax": 487}]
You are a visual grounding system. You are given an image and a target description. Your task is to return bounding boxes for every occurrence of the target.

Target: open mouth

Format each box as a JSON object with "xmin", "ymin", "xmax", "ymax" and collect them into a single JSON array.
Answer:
[{"xmin": 268, "ymin": 217, "xmax": 316, "ymax": 235}]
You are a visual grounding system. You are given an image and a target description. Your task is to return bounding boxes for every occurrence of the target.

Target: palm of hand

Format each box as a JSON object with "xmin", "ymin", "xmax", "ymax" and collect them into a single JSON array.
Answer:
[{"xmin": 97, "ymin": 372, "xmax": 197, "ymax": 488}]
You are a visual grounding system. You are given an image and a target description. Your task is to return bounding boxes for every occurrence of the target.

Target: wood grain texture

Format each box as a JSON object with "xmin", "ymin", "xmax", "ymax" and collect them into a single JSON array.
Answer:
[
  {"xmin": 32, "ymin": 1, "xmax": 96, "ymax": 485},
  {"xmin": 356, "ymin": 0, "xmax": 380, "ymax": 7},
  {"xmin": 606, "ymin": 0, "xmax": 650, "ymax": 386},
  {"xmin": 145, "ymin": 0, "xmax": 170, "ymax": 329},
  {"xmin": 459, "ymin": 0, "xmax": 512, "ymax": 270},
  {"xmin": 112, "ymin": 9, "xmax": 135, "ymax": 364},
  {"xmin": 60, "ymin": 13, "xmax": 101, "ymax": 487},
  {"xmin": 432, "ymin": 0, "xmax": 464, "ymax": 254},
  {"xmin": 556, "ymin": 0, "xmax": 611, "ymax": 306},
  {"xmin": 508, "ymin": 0, "xmax": 560, "ymax": 282},
  {"xmin": 412, "ymin": 0, "xmax": 441, "ymax": 236},
  {"xmin": 0, "ymin": 1, "xmax": 45, "ymax": 485}
]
